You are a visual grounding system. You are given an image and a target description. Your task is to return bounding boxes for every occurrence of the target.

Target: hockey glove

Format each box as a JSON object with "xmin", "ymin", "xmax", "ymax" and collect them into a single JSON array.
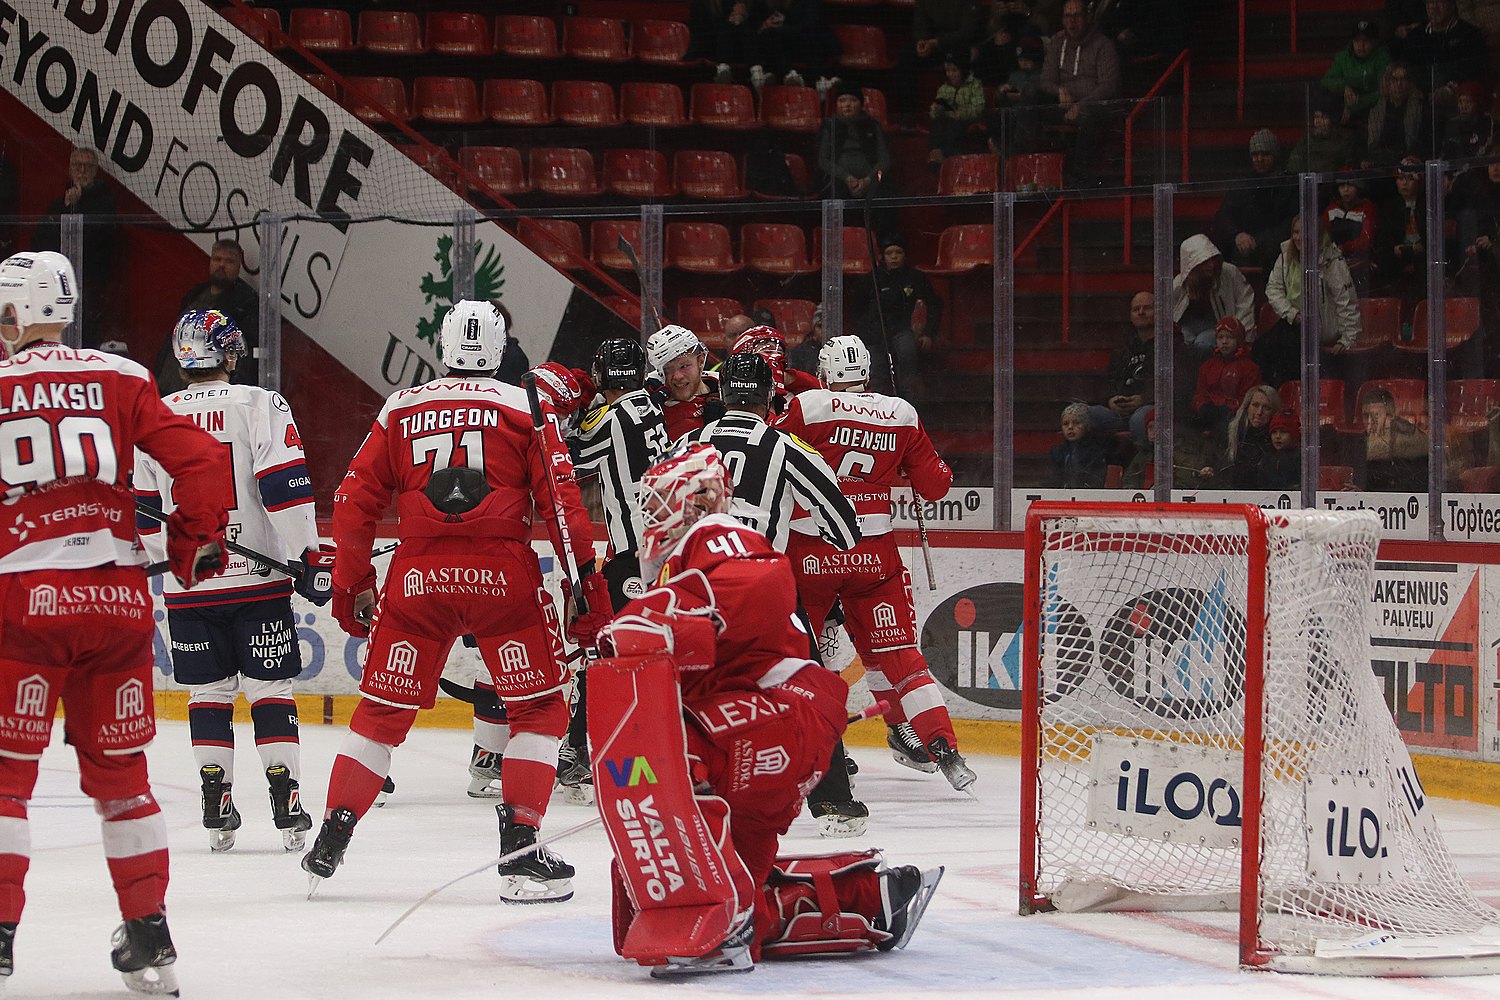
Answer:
[
  {"xmin": 166, "ymin": 509, "xmax": 228, "ymax": 590},
  {"xmin": 564, "ymin": 564, "xmax": 614, "ymax": 648},
  {"xmin": 294, "ymin": 545, "xmax": 336, "ymax": 606},
  {"xmin": 333, "ymin": 573, "xmax": 377, "ymax": 638}
]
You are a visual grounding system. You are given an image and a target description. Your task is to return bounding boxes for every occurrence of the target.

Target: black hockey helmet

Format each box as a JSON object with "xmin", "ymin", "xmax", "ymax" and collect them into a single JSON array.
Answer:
[
  {"xmin": 719, "ymin": 351, "xmax": 775, "ymax": 407},
  {"xmin": 591, "ymin": 337, "xmax": 647, "ymax": 391}
]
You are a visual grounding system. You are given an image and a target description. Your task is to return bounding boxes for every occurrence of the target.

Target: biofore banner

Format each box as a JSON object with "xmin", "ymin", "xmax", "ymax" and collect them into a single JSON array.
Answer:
[{"xmin": 0, "ymin": 1, "xmax": 577, "ymax": 391}]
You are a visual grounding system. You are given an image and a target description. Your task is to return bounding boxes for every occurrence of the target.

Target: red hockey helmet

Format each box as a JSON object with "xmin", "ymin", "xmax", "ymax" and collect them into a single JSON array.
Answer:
[
  {"xmin": 729, "ymin": 325, "xmax": 786, "ymax": 395},
  {"xmin": 639, "ymin": 442, "xmax": 733, "ymax": 561}
]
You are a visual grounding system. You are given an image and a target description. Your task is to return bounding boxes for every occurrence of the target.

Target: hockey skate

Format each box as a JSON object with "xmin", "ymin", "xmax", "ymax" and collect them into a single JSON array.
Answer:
[
  {"xmin": 926, "ymin": 736, "xmax": 978, "ymax": 795},
  {"xmin": 266, "ymin": 765, "xmax": 313, "ymax": 852},
  {"xmin": 301, "ymin": 807, "xmax": 357, "ymax": 897},
  {"xmin": 649, "ymin": 909, "xmax": 756, "ymax": 978},
  {"xmin": 0, "ymin": 920, "xmax": 14, "ymax": 981},
  {"xmin": 110, "ymin": 912, "xmax": 179, "ymax": 996},
  {"xmin": 496, "ymin": 804, "xmax": 574, "ymax": 903},
  {"xmin": 199, "ymin": 764, "xmax": 241, "ymax": 852},
  {"xmin": 888, "ymin": 723, "xmax": 937, "ymax": 773},
  {"xmin": 808, "ymin": 799, "xmax": 869, "ymax": 838},
  {"xmin": 875, "ymin": 865, "xmax": 945, "ymax": 951},
  {"xmin": 467, "ymin": 745, "xmax": 504, "ymax": 799},
  {"xmin": 374, "ymin": 774, "xmax": 395, "ymax": 807},
  {"xmin": 555, "ymin": 741, "xmax": 594, "ymax": 806}
]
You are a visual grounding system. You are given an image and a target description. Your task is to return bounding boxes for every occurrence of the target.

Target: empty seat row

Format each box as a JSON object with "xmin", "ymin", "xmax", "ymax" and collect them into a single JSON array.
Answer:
[
  {"xmin": 454, "ymin": 145, "xmax": 811, "ymax": 201},
  {"xmin": 675, "ymin": 298, "xmax": 821, "ymax": 346}
]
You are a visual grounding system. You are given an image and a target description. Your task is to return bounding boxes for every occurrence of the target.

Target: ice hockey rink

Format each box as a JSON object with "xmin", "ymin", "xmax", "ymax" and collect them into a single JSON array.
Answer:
[{"xmin": 20, "ymin": 721, "xmax": 1500, "ymax": 999}]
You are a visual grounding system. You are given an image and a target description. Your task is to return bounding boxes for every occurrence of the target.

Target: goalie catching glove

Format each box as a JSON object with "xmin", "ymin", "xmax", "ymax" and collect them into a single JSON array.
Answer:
[
  {"xmin": 562, "ymin": 561, "xmax": 614, "ymax": 647},
  {"xmin": 166, "ymin": 508, "xmax": 228, "ymax": 590},
  {"xmin": 294, "ymin": 545, "xmax": 336, "ymax": 606}
]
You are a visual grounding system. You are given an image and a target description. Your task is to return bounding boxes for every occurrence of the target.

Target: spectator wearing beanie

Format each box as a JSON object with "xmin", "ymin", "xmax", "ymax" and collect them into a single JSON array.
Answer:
[
  {"xmin": 1256, "ymin": 408, "xmax": 1302, "ymax": 491},
  {"xmin": 1211, "ymin": 128, "xmax": 1298, "ymax": 272},
  {"xmin": 817, "ymin": 81, "xmax": 892, "ymax": 200}
]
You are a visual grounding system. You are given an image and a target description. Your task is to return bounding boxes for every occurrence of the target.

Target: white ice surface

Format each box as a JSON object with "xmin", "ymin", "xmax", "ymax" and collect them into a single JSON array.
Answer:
[{"xmin": 19, "ymin": 721, "xmax": 1500, "ymax": 998}]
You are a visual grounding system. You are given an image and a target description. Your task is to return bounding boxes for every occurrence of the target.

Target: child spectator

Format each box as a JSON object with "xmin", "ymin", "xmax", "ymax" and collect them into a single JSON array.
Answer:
[
  {"xmin": 1049, "ymin": 402, "xmax": 1109, "ymax": 488},
  {"xmin": 987, "ymin": 34, "xmax": 1046, "ymax": 155},
  {"xmin": 1325, "ymin": 173, "xmax": 1377, "ymax": 292},
  {"xmin": 1287, "ymin": 89, "xmax": 1357, "ymax": 174},
  {"xmin": 971, "ymin": 0, "xmax": 1042, "ymax": 84},
  {"xmin": 1192, "ymin": 316, "xmax": 1262, "ymax": 434},
  {"xmin": 928, "ymin": 53, "xmax": 987, "ymax": 170},
  {"xmin": 1357, "ymin": 387, "xmax": 1428, "ymax": 492},
  {"xmin": 1257, "ymin": 408, "xmax": 1302, "ymax": 490},
  {"xmin": 1442, "ymin": 81, "xmax": 1497, "ymax": 162},
  {"xmin": 1320, "ymin": 19, "xmax": 1390, "ymax": 129}
]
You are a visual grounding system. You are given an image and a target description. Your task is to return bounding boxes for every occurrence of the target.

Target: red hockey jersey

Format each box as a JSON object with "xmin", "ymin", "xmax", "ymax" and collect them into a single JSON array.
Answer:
[
  {"xmin": 333, "ymin": 376, "xmax": 594, "ymax": 590},
  {"xmin": 0, "ymin": 345, "xmax": 228, "ymax": 575},
  {"xmin": 776, "ymin": 389, "xmax": 952, "ymax": 536}
]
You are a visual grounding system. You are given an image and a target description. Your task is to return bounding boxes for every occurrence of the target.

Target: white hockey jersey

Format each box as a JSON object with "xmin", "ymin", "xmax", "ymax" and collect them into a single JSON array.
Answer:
[{"xmin": 134, "ymin": 382, "xmax": 318, "ymax": 609}]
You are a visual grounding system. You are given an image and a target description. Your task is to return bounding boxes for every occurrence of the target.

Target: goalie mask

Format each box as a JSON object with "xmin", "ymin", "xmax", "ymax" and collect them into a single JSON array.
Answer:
[
  {"xmin": 592, "ymin": 337, "xmax": 647, "ymax": 391},
  {"xmin": 0, "ymin": 251, "xmax": 77, "ymax": 356},
  {"xmin": 817, "ymin": 336, "xmax": 871, "ymax": 388},
  {"xmin": 729, "ymin": 325, "xmax": 785, "ymax": 364},
  {"xmin": 173, "ymin": 309, "xmax": 246, "ymax": 370},
  {"xmin": 439, "ymin": 300, "xmax": 506, "ymax": 373},
  {"xmin": 639, "ymin": 442, "xmax": 732, "ymax": 561},
  {"xmin": 645, "ymin": 324, "xmax": 706, "ymax": 375}
]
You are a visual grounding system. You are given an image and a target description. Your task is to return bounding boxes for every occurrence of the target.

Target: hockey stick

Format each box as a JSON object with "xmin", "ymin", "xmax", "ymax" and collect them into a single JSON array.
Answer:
[
  {"xmin": 372, "ymin": 541, "xmax": 399, "ymax": 559},
  {"xmin": 847, "ymin": 700, "xmax": 890, "ymax": 725},
  {"xmin": 134, "ymin": 501, "xmax": 300, "ymax": 578},
  {"xmin": 858, "ymin": 183, "xmax": 937, "ymax": 591},
  {"xmin": 374, "ymin": 814, "xmax": 605, "ymax": 945},
  {"xmin": 521, "ymin": 373, "xmax": 591, "ymax": 621},
  {"xmin": 616, "ymin": 233, "xmax": 666, "ymax": 332}
]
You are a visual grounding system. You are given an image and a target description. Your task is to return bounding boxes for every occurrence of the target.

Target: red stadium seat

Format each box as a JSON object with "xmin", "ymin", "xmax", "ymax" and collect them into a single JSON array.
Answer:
[
  {"xmin": 301, "ymin": 73, "xmax": 338, "ymax": 100},
  {"xmin": 760, "ymin": 85, "xmax": 822, "ymax": 132},
  {"xmin": 603, "ymin": 295, "xmax": 640, "ymax": 324},
  {"xmin": 1319, "ymin": 465, "xmax": 1356, "ymax": 491},
  {"xmin": 741, "ymin": 223, "xmax": 818, "ymax": 275},
  {"xmin": 1403, "ymin": 297, "xmax": 1482, "ymax": 352},
  {"xmin": 673, "ymin": 150, "xmax": 747, "ymax": 200},
  {"xmin": 400, "ymin": 145, "xmax": 456, "ymax": 189},
  {"xmin": 529, "ymin": 148, "xmax": 603, "ymax": 197},
  {"xmin": 635, "ymin": 20, "xmax": 691, "ymax": 64},
  {"xmin": 812, "ymin": 226, "xmax": 873, "ymax": 274},
  {"xmin": 689, "ymin": 83, "xmax": 758, "ymax": 129},
  {"xmin": 939, "ymin": 153, "xmax": 1001, "ymax": 195},
  {"xmin": 747, "ymin": 152, "xmax": 812, "ymax": 200},
  {"xmin": 590, "ymin": 220, "xmax": 643, "ymax": 270},
  {"xmin": 484, "ymin": 79, "xmax": 552, "ymax": 125},
  {"xmin": 621, "ymin": 82, "xmax": 687, "ymax": 127},
  {"xmin": 563, "ymin": 17, "xmax": 630, "ymax": 61},
  {"xmin": 1347, "ymin": 379, "xmax": 1428, "ymax": 432},
  {"xmin": 603, "ymin": 149, "xmax": 676, "ymax": 199},
  {"xmin": 427, "ymin": 12, "xmax": 492, "ymax": 55},
  {"xmin": 1005, "ymin": 153, "xmax": 1065, "ymax": 191},
  {"xmin": 518, "ymin": 218, "xmax": 587, "ymax": 271},
  {"xmin": 459, "ymin": 146, "xmax": 528, "ymax": 197},
  {"xmin": 344, "ymin": 77, "xmax": 410, "ymax": 123},
  {"xmin": 1349, "ymin": 296, "xmax": 1399, "ymax": 353},
  {"xmin": 831, "ymin": 25, "xmax": 894, "ymax": 69},
  {"xmin": 666, "ymin": 223, "xmax": 742, "ymax": 273},
  {"xmin": 919, "ymin": 225, "xmax": 995, "ymax": 275},
  {"xmin": 1447, "ymin": 379, "xmax": 1500, "ymax": 433},
  {"xmin": 359, "ymin": 11, "xmax": 424, "ymax": 54},
  {"xmin": 753, "ymin": 299, "xmax": 818, "ymax": 342},
  {"xmin": 1278, "ymin": 379, "xmax": 1347, "ymax": 428},
  {"xmin": 552, "ymin": 80, "xmax": 621, "ymax": 126},
  {"xmin": 496, "ymin": 15, "xmax": 560, "ymax": 58},
  {"xmin": 223, "ymin": 7, "xmax": 281, "ymax": 48},
  {"xmin": 413, "ymin": 77, "xmax": 482, "ymax": 124},
  {"xmin": 289, "ymin": 8, "xmax": 352, "ymax": 51},
  {"xmin": 676, "ymin": 297, "xmax": 744, "ymax": 350}
]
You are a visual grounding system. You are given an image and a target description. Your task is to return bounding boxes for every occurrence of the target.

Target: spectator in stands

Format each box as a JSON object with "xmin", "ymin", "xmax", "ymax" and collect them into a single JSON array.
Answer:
[
  {"xmin": 970, "ymin": 0, "xmax": 1042, "ymax": 84},
  {"xmin": 1387, "ymin": 0, "xmax": 1429, "ymax": 44},
  {"xmin": 855, "ymin": 235, "xmax": 942, "ymax": 394},
  {"xmin": 1321, "ymin": 20, "xmax": 1391, "ymax": 130},
  {"xmin": 1287, "ymin": 89, "xmax": 1358, "ymax": 174},
  {"xmin": 748, "ymin": 0, "xmax": 839, "ymax": 90},
  {"xmin": 1173, "ymin": 234, "xmax": 1257, "ymax": 358},
  {"xmin": 32, "ymin": 145, "xmax": 116, "ymax": 348},
  {"xmin": 788, "ymin": 304, "xmax": 826, "ymax": 376},
  {"xmin": 911, "ymin": 0, "xmax": 984, "ymax": 89},
  {"xmin": 1441, "ymin": 81, "xmax": 1497, "ymax": 162},
  {"xmin": 1460, "ymin": 156, "xmax": 1500, "ymax": 366},
  {"xmin": 817, "ymin": 83, "xmax": 892, "ymax": 200},
  {"xmin": 1362, "ymin": 63, "xmax": 1430, "ymax": 168},
  {"xmin": 1373, "ymin": 155, "xmax": 1429, "ymax": 306},
  {"xmin": 1049, "ymin": 402, "xmax": 1109, "ymax": 488},
  {"xmin": 928, "ymin": 53, "xmax": 987, "ymax": 170},
  {"xmin": 987, "ymin": 34, "xmax": 1047, "ymax": 154},
  {"xmin": 167, "ymin": 239, "xmax": 260, "ymax": 390},
  {"xmin": 1326, "ymin": 173, "xmax": 1378, "ymax": 292},
  {"xmin": 1212, "ymin": 129, "xmax": 1298, "ymax": 273},
  {"xmin": 723, "ymin": 313, "xmax": 756, "ymax": 345},
  {"xmin": 1256, "ymin": 408, "xmax": 1303, "ymax": 491},
  {"xmin": 1192, "ymin": 316, "xmax": 1262, "ymax": 436},
  {"xmin": 1222, "ymin": 385, "xmax": 1279, "ymax": 488},
  {"xmin": 1257, "ymin": 215, "xmax": 1361, "ymax": 386},
  {"xmin": 1089, "ymin": 290, "xmax": 1155, "ymax": 443},
  {"xmin": 1173, "ymin": 416, "xmax": 1223, "ymax": 488},
  {"xmin": 1034, "ymin": 0, "xmax": 1122, "ymax": 186},
  {"xmin": 1356, "ymin": 387, "xmax": 1429, "ymax": 491},
  {"xmin": 693, "ymin": 0, "xmax": 759, "ymax": 85},
  {"xmin": 1121, "ymin": 406, "xmax": 1155, "ymax": 488},
  {"xmin": 1400, "ymin": 0, "xmax": 1486, "ymax": 115}
]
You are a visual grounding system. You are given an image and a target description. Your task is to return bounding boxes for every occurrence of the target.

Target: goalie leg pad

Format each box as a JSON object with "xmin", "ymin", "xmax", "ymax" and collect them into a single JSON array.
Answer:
[
  {"xmin": 589, "ymin": 655, "xmax": 749, "ymax": 966},
  {"xmin": 761, "ymin": 850, "xmax": 890, "ymax": 957}
]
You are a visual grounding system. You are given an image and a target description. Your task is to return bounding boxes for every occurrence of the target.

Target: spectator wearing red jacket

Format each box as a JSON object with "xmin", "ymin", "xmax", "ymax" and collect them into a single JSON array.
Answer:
[{"xmin": 1192, "ymin": 316, "xmax": 1261, "ymax": 438}]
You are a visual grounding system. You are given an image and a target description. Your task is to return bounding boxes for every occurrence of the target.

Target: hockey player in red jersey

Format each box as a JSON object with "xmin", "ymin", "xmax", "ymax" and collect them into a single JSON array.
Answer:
[
  {"xmin": 305, "ymin": 300, "xmax": 609, "ymax": 902},
  {"xmin": 135, "ymin": 309, "xmax": 331, "ymax": 854},
  {"xmin": 646, "ymin": 324, "xmax": 723, "ymax": 440},
  {"xmin": 589, "ymin": 442, "xmax": 942, "ymax": 977},
  {"xmin": 778, "ymin": 336, "xmax": 976, "ymax": 792},
  {"xmin": 726, "ymin": 325, "xmax": 819, "ymax": 409},
  {"xmin": 0, "ymin": 252, "xmax": 230, "ymax": 994}
]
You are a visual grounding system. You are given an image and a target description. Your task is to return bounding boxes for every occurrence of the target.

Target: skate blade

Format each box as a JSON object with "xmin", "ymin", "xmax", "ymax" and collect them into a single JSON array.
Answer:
[
  {"xmin": 890, "ymin": 750, "xmax": 938, "ymax": 774},
  {"xmin": 649, "ymin": 948, "xmax": 754, "ymax": 978},
  {"xmin": 305, "ymin": 871, "xmax": 325, "ymax": 899},
  {"xmin": 467, "ymin": 778, "xmax": 504, "ymax": 799},
  {"xmin": 816, "ymin": 815, "xmax": 867, "ymax": 839},
  {"xmin": 209, "ymin": 828, "xmax": 237, "ymax": 852},
  {"xmin": 498, "ymin": 875, "xmax": 574, "ymax": 904},
  {"xmin": 120, "ymin": 962, "xmax": 180, "ymax": 996},
  {"xmin": 561, "ymin": 783, "xmax": 595, "ymax": 806},
  {"xmin": 283, "ymin": 828, "xmax": 308, "ymax": 852},
  {"xmin": 890, "ymin": 866, "xmax": 945, "ymax": 951}
]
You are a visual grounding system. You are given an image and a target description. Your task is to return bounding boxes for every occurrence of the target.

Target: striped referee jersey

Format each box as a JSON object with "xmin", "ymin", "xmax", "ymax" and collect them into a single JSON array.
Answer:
[{"xmin": 572, "ymin": 388, "xmax": 670, "ymax": 555}]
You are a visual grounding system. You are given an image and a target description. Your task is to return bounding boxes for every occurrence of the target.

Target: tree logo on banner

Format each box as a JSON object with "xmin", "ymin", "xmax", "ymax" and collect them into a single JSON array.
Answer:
[{"xmin": 416, "ymin": 235, "xmax": 507, "ymax": 348}]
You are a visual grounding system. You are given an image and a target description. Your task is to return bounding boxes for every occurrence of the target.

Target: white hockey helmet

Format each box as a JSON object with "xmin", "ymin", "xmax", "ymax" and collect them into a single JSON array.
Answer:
[
  {"xmin": 0, "ymin": 252, "xmax": 77, "ymax": 355},
  {"xmin": 439, "ymin": 300, "xmax": 507, "ymax": 372},
  {"xmin": 173, "ymin": 309, "xmax": 246, "ymax": 369},
  {"xmin": 645, "ymin": 324, "xmax": 706, "ymax": 374},
  {"xmin": 818, "ymin": 335, "xmax": 871, "ymax": 387},
  {"xmin": 638, "ymin": 441, "xmax": 732, "ymax": 560}
]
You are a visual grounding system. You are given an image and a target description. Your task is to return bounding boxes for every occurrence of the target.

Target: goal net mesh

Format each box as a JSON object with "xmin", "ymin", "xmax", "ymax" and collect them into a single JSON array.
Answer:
[{"xmin": 1030, "ymin": 507, "xmax": 1500, "ymax": 963}]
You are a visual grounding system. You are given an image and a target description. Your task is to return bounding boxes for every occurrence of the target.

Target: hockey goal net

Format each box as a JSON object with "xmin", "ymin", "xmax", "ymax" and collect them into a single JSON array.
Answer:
[{"xmin": 1020, "ymin": 502, "xmax": 1500, "ymax": 975}]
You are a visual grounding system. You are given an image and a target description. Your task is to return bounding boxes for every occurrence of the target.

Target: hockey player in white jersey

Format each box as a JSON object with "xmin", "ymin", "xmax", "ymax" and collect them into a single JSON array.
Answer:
[{"xmin": 135, "ymin": 310, "xmax": 334, "ymax": 852}]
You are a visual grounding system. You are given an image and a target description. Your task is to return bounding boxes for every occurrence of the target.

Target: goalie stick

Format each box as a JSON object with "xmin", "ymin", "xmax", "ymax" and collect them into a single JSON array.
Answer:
[{"xmin": 135, "ymin": 500, "xmax": 300, "ymax": 578}]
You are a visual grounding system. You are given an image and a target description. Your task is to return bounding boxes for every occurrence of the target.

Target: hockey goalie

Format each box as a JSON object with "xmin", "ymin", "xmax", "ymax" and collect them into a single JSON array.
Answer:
[{"xmin": 589, "ymin": 442, "xmax": 942, "ymax": 977}]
